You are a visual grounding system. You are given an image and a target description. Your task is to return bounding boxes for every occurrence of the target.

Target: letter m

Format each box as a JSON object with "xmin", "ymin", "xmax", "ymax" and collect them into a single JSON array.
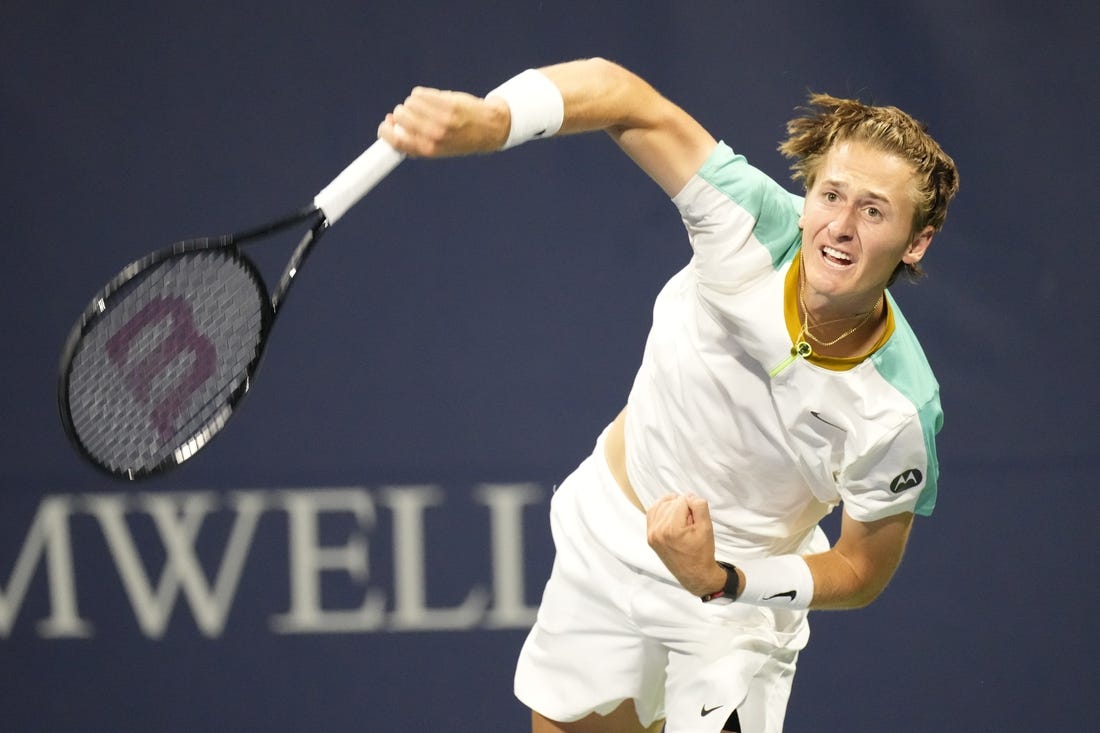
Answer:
[{"xmin": 0, "ymin": 496, "xmax": 93, "ymax": 638}]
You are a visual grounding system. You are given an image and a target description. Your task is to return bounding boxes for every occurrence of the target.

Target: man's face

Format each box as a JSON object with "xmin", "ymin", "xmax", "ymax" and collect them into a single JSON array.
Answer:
[{"xmin": 798, "ymin": 140, "xmax": 934, "ymax": 312}]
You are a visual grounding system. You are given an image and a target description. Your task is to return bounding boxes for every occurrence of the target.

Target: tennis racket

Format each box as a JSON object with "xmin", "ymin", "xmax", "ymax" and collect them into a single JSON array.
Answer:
[{"xmin": 58, "ymin": 139, "xmax": 405, "ymax": 480}]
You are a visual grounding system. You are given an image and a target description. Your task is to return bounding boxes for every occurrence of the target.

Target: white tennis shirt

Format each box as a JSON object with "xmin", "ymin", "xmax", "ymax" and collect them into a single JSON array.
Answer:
[{"xmin": 623, "ymin": 143, "xmax": 942, "ymax": 561}]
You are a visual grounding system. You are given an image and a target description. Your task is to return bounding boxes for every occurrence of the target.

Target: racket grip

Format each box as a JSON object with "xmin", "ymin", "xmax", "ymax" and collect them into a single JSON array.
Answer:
[{"xmin": 314, "ymin": 139, "xmax": 405, "ymax": 224}]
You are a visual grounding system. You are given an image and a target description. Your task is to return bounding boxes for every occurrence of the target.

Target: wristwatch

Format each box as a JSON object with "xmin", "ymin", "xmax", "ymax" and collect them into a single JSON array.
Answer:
[{"xmin": 700, "ymin": 561, "xmax": 739, "ymax": 605}]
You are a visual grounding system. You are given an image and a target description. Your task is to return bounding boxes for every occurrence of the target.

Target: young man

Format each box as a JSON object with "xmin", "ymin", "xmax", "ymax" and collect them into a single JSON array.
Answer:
[{"xmin": 378, "ymin": 58, "xmax": 959, "ymax": 733}]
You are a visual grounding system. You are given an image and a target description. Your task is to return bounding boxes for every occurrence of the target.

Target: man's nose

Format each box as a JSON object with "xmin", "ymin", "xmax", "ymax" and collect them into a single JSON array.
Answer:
[{"xmin": 828, "ymin": 206, "xmax": 856, "ymax": 240}]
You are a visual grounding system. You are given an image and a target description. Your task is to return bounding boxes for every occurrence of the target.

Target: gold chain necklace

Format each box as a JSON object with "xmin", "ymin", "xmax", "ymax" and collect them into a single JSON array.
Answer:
[
  {"xmin": 794, "ymin": 261, "xmax": 883, "ymax": 357},
  {"xmin": 798, "ymin": 287, "xmax": 882, "ymax": 348},
  {"xmin": 769, "ymin": 260, "xmax": 885, "ymax": 378}
]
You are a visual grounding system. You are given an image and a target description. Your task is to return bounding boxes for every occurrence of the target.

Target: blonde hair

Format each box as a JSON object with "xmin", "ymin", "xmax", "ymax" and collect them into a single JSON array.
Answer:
[{"xmin": 778, "ymin": 93, "xmax": 959, "ymax": 282}]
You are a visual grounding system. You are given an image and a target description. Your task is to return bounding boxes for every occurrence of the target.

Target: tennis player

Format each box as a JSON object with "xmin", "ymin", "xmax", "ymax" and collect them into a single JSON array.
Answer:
[{"xmin": 378, "ymin": 58, "xmax": 958, "ymax": 733}]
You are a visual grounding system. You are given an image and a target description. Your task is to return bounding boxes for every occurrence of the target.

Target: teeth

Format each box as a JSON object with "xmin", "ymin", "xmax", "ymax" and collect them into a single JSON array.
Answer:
[{"xmin": 823, "ymin": 246, "xmax": 852, "ymax": 262}]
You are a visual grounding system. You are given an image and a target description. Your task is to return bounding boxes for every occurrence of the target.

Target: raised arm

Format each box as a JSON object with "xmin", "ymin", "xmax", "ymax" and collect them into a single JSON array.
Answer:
[{"xmin": 377, "ymin": 58, "xmax": 717, "ymax": 196}]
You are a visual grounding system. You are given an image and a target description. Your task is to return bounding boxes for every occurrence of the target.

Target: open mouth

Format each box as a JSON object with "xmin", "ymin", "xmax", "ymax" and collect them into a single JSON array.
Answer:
[{"xmin": 821, "ymin": 245, "xmax": 855, "ymax": 267}]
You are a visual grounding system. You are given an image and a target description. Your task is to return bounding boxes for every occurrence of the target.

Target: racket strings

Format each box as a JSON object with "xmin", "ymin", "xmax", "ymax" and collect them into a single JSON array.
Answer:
[{"xmin": 66, "ymin": 249, "xmax": 267, "ymax": 475}]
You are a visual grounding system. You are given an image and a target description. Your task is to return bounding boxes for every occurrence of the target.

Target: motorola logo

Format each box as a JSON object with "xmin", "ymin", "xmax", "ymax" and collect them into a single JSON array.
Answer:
[{"xmin": 890, "ymin": 469, "xmax": 923, "ymax": 493}]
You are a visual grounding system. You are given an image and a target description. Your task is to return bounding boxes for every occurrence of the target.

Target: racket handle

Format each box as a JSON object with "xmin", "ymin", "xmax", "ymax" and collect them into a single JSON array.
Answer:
[{"xmin": 314, "ymin": 139, "xmax": 405, "ymax": 224}]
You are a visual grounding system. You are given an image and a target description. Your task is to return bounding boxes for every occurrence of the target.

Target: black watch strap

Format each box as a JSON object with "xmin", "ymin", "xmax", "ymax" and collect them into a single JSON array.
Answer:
[{"xmin": 700, "ymin": 561, "xmax": 740, "ymax": 604}]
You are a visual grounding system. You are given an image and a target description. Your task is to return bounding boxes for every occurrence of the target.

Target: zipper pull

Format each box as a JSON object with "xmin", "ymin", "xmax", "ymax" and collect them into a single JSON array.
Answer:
[{"xmin": 769, "ymin": 341, "xmax": 812, "ymax": 378}]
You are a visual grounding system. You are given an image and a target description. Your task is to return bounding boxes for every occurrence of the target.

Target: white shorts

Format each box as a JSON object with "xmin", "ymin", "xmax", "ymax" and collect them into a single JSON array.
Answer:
[{"xmin": 514, "ymin": 430, "xmax": 819, "ymax": 733}]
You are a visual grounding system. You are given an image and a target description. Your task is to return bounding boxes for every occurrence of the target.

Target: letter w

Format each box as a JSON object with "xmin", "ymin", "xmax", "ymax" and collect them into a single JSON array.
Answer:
[{"xmin": 84, "ymin": 492, "xmax": 263, "ymax": 638}]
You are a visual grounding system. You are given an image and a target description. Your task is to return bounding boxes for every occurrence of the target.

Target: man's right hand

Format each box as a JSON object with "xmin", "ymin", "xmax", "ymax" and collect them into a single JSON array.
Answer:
[{"xmin": 378, "ymin": 87, "xmax": 510, "ymax": 158}]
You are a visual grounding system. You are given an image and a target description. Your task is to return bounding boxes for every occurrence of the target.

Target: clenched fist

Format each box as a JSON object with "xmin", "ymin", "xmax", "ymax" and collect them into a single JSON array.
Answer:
[
  {"xmin": 378, "ymin": 87, "xmax": 510, "ymax": 158},
  {"xmin": 646, "ymin": 493, "xmax": 726, "ymax": 597}
]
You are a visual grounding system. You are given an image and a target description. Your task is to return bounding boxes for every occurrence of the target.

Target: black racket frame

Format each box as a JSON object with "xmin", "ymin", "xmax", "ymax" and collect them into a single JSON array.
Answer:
[{"xmin": 57, "ymin": 205, "xmax": 328, "ymax": 480}]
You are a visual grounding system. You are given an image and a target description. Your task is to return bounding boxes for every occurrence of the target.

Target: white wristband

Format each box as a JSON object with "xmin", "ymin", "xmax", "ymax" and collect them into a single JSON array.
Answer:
[
  {"xmin": 736, "ymin": 555, "xmax": 814, "ymax": 610},
  {"xmin": 486, "ymin": 69, "xmax": 564, "ymax": 150}
]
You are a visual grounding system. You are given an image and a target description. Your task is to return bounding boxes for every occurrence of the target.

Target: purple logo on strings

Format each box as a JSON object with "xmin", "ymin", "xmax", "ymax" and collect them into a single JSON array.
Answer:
[{"xmin": 105, "ymin": 296, "xmax": 217, "ymax": 441}]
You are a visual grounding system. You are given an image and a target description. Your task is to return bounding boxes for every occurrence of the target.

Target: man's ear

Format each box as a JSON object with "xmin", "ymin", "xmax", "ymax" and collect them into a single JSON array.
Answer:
[{"xmin": 902, "ymin": 225, "xmax": 935, "ymax": 265}]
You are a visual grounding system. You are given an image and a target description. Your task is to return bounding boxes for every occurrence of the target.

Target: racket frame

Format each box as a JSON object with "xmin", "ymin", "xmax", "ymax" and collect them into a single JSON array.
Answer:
[{"xmin": 57, "ymin": 205, "xmax": 325, "ymax": 479}]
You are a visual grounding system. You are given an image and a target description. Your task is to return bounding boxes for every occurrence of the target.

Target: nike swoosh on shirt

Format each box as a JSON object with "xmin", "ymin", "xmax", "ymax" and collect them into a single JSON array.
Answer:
[
  {"xmin": 700, "ymin": 705, "xmax": 723, "ymax": 717},
  {"xmin": 763, "ymin": 590, "xmax": 797, "ymax": 602},
  {"xmin": 810, "ymin": 410, "xmax": 846, "ymax": 431}
]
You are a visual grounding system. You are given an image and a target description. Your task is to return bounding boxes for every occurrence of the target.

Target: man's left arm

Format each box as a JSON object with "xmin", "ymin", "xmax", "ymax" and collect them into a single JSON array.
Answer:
[
  {"xmin": 802, "ymin": 509, "xmax": 914, "ymax": 609},
  {"xmin": 647, "ymin": 495, "xmax": 914, "ymax": 610}
]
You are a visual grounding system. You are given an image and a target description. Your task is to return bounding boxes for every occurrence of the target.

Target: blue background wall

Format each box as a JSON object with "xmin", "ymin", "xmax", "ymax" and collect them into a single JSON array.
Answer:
[{"xmin": 2, "ymin": 1, "xmax": 1096, "ymax": 730}]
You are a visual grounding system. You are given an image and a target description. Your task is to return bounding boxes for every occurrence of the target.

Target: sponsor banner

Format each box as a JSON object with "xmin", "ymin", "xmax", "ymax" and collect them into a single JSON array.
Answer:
[{"xmin": 1, "ymin": 484, "xmax": 550, "ymax": 640}]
